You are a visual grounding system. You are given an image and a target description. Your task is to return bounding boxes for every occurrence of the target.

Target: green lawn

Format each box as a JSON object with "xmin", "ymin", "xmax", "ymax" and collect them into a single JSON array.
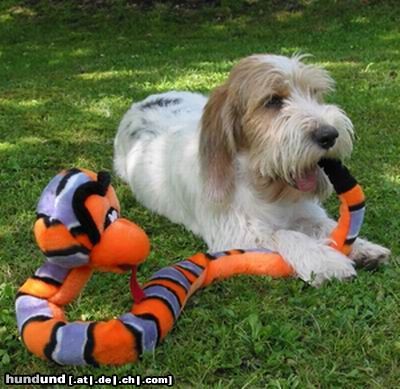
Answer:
[{"xmin": 1, "ymin": 0, "xmax": 399, "ymax": 387}]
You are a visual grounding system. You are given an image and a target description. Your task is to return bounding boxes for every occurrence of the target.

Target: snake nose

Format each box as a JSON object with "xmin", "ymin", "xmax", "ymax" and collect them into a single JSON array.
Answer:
[{"xmin": 90, "ymin": 218, "xmax": 150, "ymax": 271}]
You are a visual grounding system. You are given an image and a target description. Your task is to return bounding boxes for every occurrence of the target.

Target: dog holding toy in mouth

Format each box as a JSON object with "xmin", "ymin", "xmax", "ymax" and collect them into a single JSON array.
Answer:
[{"xmin": 114, "ymin": 53, "xmax": 390, "ymax": 285}]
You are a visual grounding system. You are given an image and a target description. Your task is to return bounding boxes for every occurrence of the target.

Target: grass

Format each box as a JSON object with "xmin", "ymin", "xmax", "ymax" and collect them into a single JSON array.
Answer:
[{"xmin": 0, "ymin": 0, "xmax": 399, "ymax": 387}]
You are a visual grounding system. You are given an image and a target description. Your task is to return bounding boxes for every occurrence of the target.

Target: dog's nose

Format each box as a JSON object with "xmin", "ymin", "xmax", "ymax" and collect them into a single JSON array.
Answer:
[{"xmin": 312, "ymin": 125, "xmax": 339, "ymax": 150}]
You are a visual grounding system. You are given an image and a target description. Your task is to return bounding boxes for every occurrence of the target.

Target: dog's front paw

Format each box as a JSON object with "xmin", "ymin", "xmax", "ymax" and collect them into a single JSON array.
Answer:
[
  {"xmin": 349, "ymin": 238, "xmax": 391, "ymax": 270},
  {"xmin": 273, "ymin": 230, "xmax": 357, "ymax": 287},
  {"xmin": 307, "ymin": 246, "xmax": 357, "ymax": 287}
]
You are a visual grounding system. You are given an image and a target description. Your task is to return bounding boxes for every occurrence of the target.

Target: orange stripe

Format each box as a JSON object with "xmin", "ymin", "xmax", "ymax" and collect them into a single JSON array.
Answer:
[
  {"xmin": 78, "ymin": 168, "xmax": 97, "ymax": 181},
  {"xmin": 34, "ymin": 219, "xmax": 78, "ymax": 253},
  {"xmin": 187, "ymin": 253, "xmax": 209, "ymax": 269},
  {"xmin": 74, "ymin": 234, "xmax": 93, "ymax": 250},
  {"xmin": 84, "ymin": 195, "xmax": 108, "ymax": 235},
  {"xmin": 19, "ymin": 278, "xmax": 59, "ymax": 299},
  {"xmin": 329, "ymin": 202, "xmax": 351, "ymax": 252},
  {"xmin": 49, "ymin": 267, "xmax": 92, "ymax": 306},
  {"xmin": 132, "ymin": 299, "xmax": 174, "ymax": 339},
  {"xmin": 340, "ymin": 185, "xmax": 365, "ymax": 207},
  {"xmin": 173, "ymin": 266, "xmax": 197, "ymax": 283},
  {"xmin": 342, "ymin": 244, "xmax": 352, "ymax": 256},
  {"xmin": 48, "ymin": 302, "xmax": 66, "ymax": 321},
  {"xmin": 91, "ymin": 320, "xmax": 137, "ymax": 365},
  {"xmin": 105, "ymin": 185, "xmax": 120, "ymax": 214},
  {"xmin": 144, "ymin": 279, "xmax": 187, "ymax": 305},
  {"xmin": 23, "ymin": 319, "xmax": 64, "ymax": 359},
  {"xmin": 203, "ymin": 252, "xmax": 293, "ymax": 286}
]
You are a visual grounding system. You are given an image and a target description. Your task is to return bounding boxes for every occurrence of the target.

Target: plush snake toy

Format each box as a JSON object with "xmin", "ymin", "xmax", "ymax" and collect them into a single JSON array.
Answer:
[{"xmin": 15, "ymin": 160, "xmax": 365, "ymax": 366}]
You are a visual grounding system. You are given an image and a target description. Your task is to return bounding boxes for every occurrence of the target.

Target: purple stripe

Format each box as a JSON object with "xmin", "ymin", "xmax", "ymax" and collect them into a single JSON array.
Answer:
[
  {"xmin": 208, "ymin": 251, "xmax": 229, "ymax": 258},
  {"xmin": 52, "ymin": 322, "xmax": 90, "ymax": 365},
  {"xmin": 119, "ymin": 313, "xmax": 158, "ymax": 352},
  {"xmin": 143, "ymin": 285, "xmax": 181, "ymax": 319},
  {"xmin": 15, "ymin": 295, "xmax": 53, "ymax": 333},
  {"xmin": 347, "ymin": 207, "xmax": 365, "ymax": 239},
  {"xmin": 35, "ymin": 261, "xmax": 70, "ymax": 283},
  {"xmin": 176, "ymin": 260, "xmax": 204, "ymax": 276},
  {"xmin": 150, "ymin": 267, "xmax": 190, "ymax": 291},
  {"xmin": 36, "ymin": 173, "xmax": 64, "ymax": 217},
  {"xmin": 47, "ymin": 252, "xmax": 89, "ymax": 268},
  {"xmin": 53, "ymin": 173, "xmax": 91, "ymax": 229}
]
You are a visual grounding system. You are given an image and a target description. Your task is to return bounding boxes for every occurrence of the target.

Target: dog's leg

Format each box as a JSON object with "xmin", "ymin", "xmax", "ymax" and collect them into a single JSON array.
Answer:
[
  {"xmin": 347, "ymin": 238, "xmax": 390, "ymax": 269},
  {"xmin": 295, "ymin": 214, "xmax": 391, "ymax": 270},
  {"xmin": 272, "ymin": 229, "xmax": 356, "ymax": 286}
]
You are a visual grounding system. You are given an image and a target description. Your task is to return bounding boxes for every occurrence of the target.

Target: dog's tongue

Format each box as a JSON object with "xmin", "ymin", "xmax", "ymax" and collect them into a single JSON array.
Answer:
[{"xmin": 295, "ymin": 169, "xmax": 318, "ymax": 192}]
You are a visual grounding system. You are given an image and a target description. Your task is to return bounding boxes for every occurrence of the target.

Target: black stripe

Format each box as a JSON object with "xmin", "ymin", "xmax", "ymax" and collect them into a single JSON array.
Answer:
[
  {"xmin": 349, "ymin": 202, "xmax": 365, "ymax": 212},
  {"xmin": 31, "ymin": 275, "xmax": 62, "ymax": 287},
  {"xmin": 175, "ymin": 264, "xmax": 200, "ymax": 278},
  {"xmin": 149, "ymin": 276, "xmax": 189, "ymax": 292},
  {"xmin": 83, "ymin": 323, "xmax": 99, "ymax": 366},
  {"xmin": 173, "ymin": 266, "xmax": 194, "ymax": 285},
  {"xmin": 37, "ymin": 214, "xmax": 62, "ymax": 227},
  {"xmin": 135, "ymin": 313, "xmax": 161, "ymax": 346},
  {"xmin": 15, "ymin": 291, "xmax": 29, "ymax": 300},
  {"xmin": 144, "ymin": 284, "xmax": 183, "ymax": 306},
  {"xmin": 44, "ymin": 321, "xmax": 66, "ymax": 362},
  {"xmin": 150, "ymin": 272, "xmax": 190, "ymax": 292},
  {"xmin": 20, "ymin": 315, "xmax": 52, "ymax": 339},
  {"xmin": 119, "ymin": 320, "xmax": 143, "ymax": 357},
  {"xmin": 186, "ymin": 258, "xmax": 205, "ymax": 269},
  {"xmin": 318, "ymin": 158, "xmax": 357, "ymax": 194},
  {"xmin": 225, "ymin": 249, "xmax": 245, "ymax": 255},
  {"xmin": 145, "ymin": 277, "xmax": 189, "ymax": 294},
  {"xmin": 56, "ymin": 168, "xmax": 81, "ymax": 196},
  {"xmin": 345, "ymin": 237, "xmax": 357, "ymax": 245},
  {"xmin": 143, "ymin": 295, "xmax": 177, "ymax": 321},
  {"xmin": 44, "ymin": 245, "xmax": 90, "ymax": 258},
  {"xmin": 205, "ymin": 253, "xmax": 217, "ymax": 260},
  {"xmin": 72, "ymin": 172, "xmax": 111, "ymax": 246},
  {"xmin": 70, "ymin": 226, "xmax": 86, "ymax": 236}
]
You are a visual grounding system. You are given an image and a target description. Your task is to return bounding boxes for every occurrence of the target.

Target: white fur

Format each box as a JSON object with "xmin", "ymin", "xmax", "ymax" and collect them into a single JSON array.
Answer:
[{"xmin": 114, "ymin": 55, "xmax": 390, "ymax": 285}]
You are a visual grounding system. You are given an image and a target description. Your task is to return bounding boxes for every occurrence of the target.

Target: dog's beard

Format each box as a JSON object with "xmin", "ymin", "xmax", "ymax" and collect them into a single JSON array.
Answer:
[
  {"xmin": 249, "ymin": 164, "xmax": 332, "ymax": 203},
  {"xmin": 249, "ymin": 146, "xmax": 334, "ymax": 202},
  {"xmin": 254, "ymin": 146, "xmax": 326, "ymax": 193}
]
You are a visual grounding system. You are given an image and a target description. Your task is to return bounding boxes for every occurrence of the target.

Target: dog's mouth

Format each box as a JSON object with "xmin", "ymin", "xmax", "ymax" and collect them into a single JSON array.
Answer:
[{"xmin": 292, "ymin": 167, "xmax": 319, "ymax": 192}]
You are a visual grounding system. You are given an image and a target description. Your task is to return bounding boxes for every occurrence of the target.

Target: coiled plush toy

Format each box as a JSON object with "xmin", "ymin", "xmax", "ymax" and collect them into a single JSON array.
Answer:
[{"xmin": 15, "ymin": 159, "xmax": 365, "ymax": 366}]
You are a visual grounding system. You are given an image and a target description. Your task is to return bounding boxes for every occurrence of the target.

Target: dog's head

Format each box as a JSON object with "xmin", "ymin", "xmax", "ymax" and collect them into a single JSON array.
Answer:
[{"xmin": 200, "ymin": 54, "xmax": 354, "ymax": 202}]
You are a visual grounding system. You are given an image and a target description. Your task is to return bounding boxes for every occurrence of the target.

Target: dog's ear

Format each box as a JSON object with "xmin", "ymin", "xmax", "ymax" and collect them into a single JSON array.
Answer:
[{"xmin": 200, "ymin": 84, "xmax": 240, "ymax": 203}]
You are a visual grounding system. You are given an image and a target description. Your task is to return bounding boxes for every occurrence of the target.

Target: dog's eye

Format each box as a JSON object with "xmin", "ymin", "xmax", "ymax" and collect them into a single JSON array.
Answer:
[{"xmin": 265, "ymin": 95, "xmax": 283, "ymax": 109}]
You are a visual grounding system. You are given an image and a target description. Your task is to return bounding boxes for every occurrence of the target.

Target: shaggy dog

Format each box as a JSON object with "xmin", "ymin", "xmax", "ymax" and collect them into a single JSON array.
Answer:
[{"xmin": 114, "ymin": 54, "xmax": 390, "ymax": 285}]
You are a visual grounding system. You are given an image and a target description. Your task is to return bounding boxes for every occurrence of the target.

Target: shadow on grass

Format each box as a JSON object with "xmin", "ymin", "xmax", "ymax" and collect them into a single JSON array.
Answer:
[
  {"xmin": 0, "ymin": 0, "xmax": 399, "ymax": 258},
  {"xmin": 1, "ymin": 3, "xmax": 399, "ymax": 84}
]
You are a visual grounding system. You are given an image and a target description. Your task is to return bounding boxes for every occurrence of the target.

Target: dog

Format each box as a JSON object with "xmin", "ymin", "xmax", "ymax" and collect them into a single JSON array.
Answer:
[{"xmin": 114, "ymin": 54, "xmax": 390, "ymax": 285}]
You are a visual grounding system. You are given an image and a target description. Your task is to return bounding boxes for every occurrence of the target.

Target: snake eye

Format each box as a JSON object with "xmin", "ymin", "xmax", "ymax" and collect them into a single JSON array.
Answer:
[{"xmin": 104, "ymin": 207, "xmax": 119, "ymax": 229}]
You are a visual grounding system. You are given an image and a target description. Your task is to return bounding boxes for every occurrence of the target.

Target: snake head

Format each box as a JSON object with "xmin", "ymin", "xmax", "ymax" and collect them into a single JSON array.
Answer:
[{"xmin": 34, "ymin": 168, "xmax": 150, "ymax": 273}]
